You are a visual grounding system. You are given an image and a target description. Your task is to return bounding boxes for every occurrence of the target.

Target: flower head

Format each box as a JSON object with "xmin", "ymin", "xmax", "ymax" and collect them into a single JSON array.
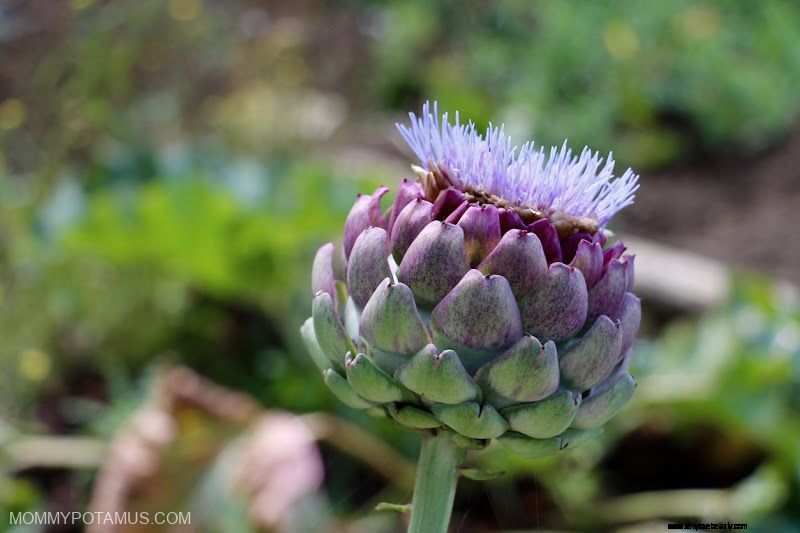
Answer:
[
  {"xmin": 396, "ymin": 101, "xmax": 639, "ymax": 232},
  {"xmin": 303, "ymin": 101, "xmax": 642, "ymax": 461}
]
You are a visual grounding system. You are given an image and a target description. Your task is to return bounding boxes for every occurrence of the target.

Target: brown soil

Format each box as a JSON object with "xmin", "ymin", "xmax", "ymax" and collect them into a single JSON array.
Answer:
[{"xmin": 616, "ymin": 132, "xmax": 800, "ymax": 284}]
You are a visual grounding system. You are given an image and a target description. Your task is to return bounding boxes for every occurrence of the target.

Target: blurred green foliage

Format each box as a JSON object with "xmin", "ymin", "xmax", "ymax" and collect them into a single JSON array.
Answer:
[
  {"xmin": 3, "ymin": 0, "xmax": 800, "ymax": 183},
  {"xmin": 1, "ymin": 149, "xmax": 382, "ymax": 414},
  {"xmin": 636, "ymin": 276, "xmax": 800, "ymax": 461},
  {"xmin": 372, "ymin": 0, "xmax": 800, "ymax": 165}
]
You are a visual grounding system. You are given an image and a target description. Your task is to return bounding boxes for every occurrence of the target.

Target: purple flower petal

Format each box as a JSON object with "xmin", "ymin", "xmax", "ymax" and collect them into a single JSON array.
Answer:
[
  {"xmin": 346, "ymin": 227, "xmax": 391, "ymax": 308},
  {"xmin": 431, "ymin": 188, "xmax": 466, "ymax": 221},
  {"xmin": 443, "ymin": 200, "xmax": 470, "ymax": 224},
  {"xmin": 561, "ymin": 233, "xmax": 593, "ymax": 264},
  {"xmin": 498, "ymin": 208, "xmax": 526, "ymax": 233},
  {"xmin": 587, "ymin": 259, "xmax": 627, "ymax": 323},
  {"xmin": 397, "ymin": 221, "xmax": 470, "ymax": 309},
  {"xmin": 458, "ymin": 204, "xmax": 502, "ymax": 266},
  {"xmin": 390, "ymin": 197, "xmax": 434, "ymax": 263},
  {"xmin": 593, "ymin": 230, "xmax": 608, "ymax": 247},
  {"xmin": 622, "ymin": 254, "xmax": 635, "ymax": 292},
  {"xmin": 569, "ymin": 240, "xmax": 604, "ymax": 289},
  {"xmin": 558, "ymin": 315, "xmax": 622, "ymax": 391},
  {"xmin": 343, "ymin": 186, "xmax": 389, "ymax": 260},
  {"xmin": 521, "ymin": 263, "xmax": 588, "ymax": 343},
  {"xmin": 430, "ymin": 270, "xmax": 523, "ymax": 368},
  {"xmin": 603, "ymin": 240, "xmax": 626, "ymax": 264},
  {"xmin": 617, "ymin": 292, "xmax": 641, "ymax": 357},
  {"xmin": 388, "ymin": 179, "xmax": 423, "ymax": 236},
  {"xmin": 312, "ymin": 242, "xmax": 337, "ymax": 309},
  {"xmin": 528, "ymin": 219, "xmax": 563, "ymax": 264},
  {"xmin": 477, "ymin": 229, "xmax": 547, "ymax": 299}
]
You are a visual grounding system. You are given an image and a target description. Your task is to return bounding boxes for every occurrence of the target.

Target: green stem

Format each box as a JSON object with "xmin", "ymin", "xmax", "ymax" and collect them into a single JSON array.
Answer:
[{"xmin": 408, "ymin": 431, "xmax": 465, "ymax": 533}]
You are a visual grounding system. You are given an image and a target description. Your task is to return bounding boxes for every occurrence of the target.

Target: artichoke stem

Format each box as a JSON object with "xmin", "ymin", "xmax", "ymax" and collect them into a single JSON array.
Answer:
[{"xmin": 408, "ymin": 430, "xmax": 466, "ymax": 533}]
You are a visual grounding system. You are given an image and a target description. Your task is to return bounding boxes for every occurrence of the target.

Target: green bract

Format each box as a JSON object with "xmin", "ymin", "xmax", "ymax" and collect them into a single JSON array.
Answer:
[{"xmin": 302, "ymin": 184, "xmax": 640, "ymax": 458}]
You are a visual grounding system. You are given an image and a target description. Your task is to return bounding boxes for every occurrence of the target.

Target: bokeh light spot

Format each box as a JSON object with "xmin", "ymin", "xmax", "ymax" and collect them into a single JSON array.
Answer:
[
  {"xmin": 604, "ymin": 22, "xmax": 640, "ymax": 61},
  {"xmin": 18, "ymin": 349, "xmax": 51, "ymax": 382},
  {"xmin": 0, "ymin": 99, "xmax": 26, "ymax": 130}
]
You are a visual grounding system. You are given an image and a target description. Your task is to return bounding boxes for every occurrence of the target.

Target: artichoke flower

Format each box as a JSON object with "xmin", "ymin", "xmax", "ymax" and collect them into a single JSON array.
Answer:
[{"xmin": 302, "ymin": 102, "xmax": 641, "ymax": 458}]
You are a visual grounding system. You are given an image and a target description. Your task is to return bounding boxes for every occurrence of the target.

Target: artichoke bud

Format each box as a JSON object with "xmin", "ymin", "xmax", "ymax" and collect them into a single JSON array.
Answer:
[{"xmin": 304, "ymin": 102, "xmax": 641, "ymax": 457}]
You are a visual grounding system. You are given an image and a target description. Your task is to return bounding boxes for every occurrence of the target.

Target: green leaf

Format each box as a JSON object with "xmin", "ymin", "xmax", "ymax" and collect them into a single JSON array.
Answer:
[
  {"xmin": 395, "ymin": 345, "xmax": 481, "ymax": 405},
  {"xmin": 432, "ymin": 402, "xmax": 508, "ymax": 440},
  {"xmin": 571, "ymin": 374, "xmax": 636, "ymax": 429},
  {"xmin": 387, "ymin": 404, "xmax": 440, "ymax": 429},
  {"xmin": 474, "ymin": 335, "xmax": 559, "ymax": 409},
  {"xmin": 501, "ymin": 390, "xmax": 581, "ymax": 439},
  {"xmin": 497, "ymin": 432, "xmax": 562, "ymax": 459},
  {"xmin": 345, "ymin": 353, "xmax": 416, "ymax": 404},
  {"xmin": 300, "ymin": 318, "xmax": 333, "ymax": 373},
  {"xmin": 312, "ymin": 292, "xmax": 355, "ymax": 369},
  {"xmin": 323, "ymin": 369, "xmax": 373, "ymax": 410}
]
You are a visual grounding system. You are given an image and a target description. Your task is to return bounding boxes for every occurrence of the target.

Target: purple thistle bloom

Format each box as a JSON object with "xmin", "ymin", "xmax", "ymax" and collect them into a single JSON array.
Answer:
[
  {"xmin": 396, "ymin": 101, "xmax": 639, "ymax": 228},
  {"xmin": 304, "ymin": 101, "xmax": 642, "ymax": 466}
]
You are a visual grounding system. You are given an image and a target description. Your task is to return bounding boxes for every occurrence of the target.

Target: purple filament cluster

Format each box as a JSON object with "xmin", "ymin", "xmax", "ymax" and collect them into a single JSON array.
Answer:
[{"xmin": 397, "ymin": 101, "xmax": 639, "ymax": 226}]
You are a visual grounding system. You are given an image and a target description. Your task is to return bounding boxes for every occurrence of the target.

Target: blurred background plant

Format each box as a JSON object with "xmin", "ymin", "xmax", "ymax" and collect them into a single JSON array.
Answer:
[{"xmin": 0, "ymin": 0, "xmax": 798, "ymax": 531}]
